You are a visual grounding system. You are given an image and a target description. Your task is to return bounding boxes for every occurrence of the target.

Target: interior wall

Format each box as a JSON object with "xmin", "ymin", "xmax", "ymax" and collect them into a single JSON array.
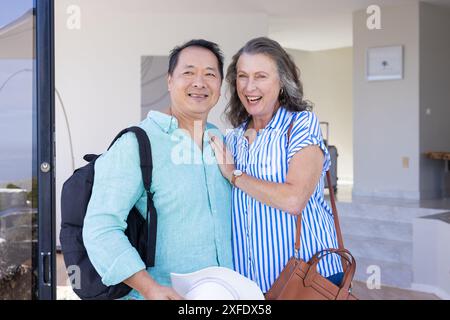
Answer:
[
  {"xmin": 288, "ymin": 47, "xmax": 353, "ymax": 184},
  {"xmin": 353, "ymin": 3, "xmax": 421, "ymax": 199},
  {"xmin": 419, "ymin": 3, "xmax": 450, "ymax": 199},
  {"xmin": 54, "ymin": 0, "xmax": 269, "ymax": 246}
]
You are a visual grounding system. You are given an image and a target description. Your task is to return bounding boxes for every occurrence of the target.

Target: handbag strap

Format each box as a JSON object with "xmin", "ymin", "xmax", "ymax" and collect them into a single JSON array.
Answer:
[
  {"xmin": 325, "ymin": 170, "xmax": 345, "ymax": 251},
  {"xmin": 286, "ymin": 117, "xmax": 346, "ymax": 257}
]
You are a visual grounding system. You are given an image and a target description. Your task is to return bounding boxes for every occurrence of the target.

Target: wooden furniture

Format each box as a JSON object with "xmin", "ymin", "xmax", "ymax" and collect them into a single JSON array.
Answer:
[{"xmin": 425, "ymin": 152, "xmax": 450, "ymax": 162}]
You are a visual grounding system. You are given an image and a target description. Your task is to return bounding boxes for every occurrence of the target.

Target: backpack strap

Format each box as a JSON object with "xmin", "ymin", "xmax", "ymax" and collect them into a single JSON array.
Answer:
[
  {"xmin": 108, "ymin": 126, "xmax": 157, "ymax": 267},
  {"xmin": 108, "ymin": 127, "xmax": 152, "ymax": 192}
]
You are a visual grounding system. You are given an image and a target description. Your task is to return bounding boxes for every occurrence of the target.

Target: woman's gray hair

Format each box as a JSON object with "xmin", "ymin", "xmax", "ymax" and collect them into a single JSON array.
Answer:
[{"xmin": 225, "ymin": 37, "xmax": 312, "ymax": 128}]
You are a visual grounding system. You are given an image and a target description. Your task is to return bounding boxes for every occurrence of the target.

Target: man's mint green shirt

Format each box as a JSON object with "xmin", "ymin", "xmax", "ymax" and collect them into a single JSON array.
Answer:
[{"xmin": 83, "ymin": 111, "xmax": 233, "ymax": 299}]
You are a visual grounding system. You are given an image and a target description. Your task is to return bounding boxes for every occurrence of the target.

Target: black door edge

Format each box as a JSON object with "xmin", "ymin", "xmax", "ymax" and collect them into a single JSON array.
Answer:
[{"xmin": 36, "ymin": 0, "xmax": 56, "ymax": 300}]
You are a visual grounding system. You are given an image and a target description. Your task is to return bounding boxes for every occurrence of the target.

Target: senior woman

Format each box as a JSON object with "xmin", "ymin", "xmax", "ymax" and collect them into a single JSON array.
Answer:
[{"xmin": 209, "ymin": 37, "xmax": 343, "ymax": 293}]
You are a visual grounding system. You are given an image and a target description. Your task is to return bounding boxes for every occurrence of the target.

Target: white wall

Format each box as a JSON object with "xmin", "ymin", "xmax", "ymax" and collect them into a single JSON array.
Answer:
[
  {"xmin": 419, "ymin": 3, "xmax": 450, "ymax": 199},
  {"xmin": 353, "ymin": 3, "xmax": 421, "ymax": 199},
  {"xmin": 54, "ymin": 0, "xmax": 269, "ymax": 246},
  {"xmin": 287, "ymin": 48, "xmax": 353, "ymax": 184},
  {"xmin": 353, "ymin": 2, "xmax": 450, "ymax": 200},
  {"xmin": 413, "ymin": 216, "xmax": 450, "ymax": 299}
]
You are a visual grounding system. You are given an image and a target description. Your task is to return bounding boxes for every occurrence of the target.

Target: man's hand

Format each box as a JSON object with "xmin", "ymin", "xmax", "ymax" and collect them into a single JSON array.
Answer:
[
  {"xmin": 141, "ymin": 282, "xmax": 184, "ymax": 300},
  {"xmin": 124, "ymin": 269, "xmax": 183, "ymax": 300}
]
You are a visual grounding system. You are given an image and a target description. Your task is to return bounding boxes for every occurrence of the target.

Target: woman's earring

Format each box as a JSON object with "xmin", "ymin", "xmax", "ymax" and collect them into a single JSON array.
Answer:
[{"xmin": 279, "ymin": 88, "xmax": 285, "ymax": 100}]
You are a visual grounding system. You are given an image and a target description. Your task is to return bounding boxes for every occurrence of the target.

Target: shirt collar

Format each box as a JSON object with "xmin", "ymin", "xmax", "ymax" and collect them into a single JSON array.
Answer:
[
  {"xmin": 147, "ymin": 110, "xmax": 178, "ymax": 133},
  {"xmin": 147, "ymin": 110, "xmax": 217, "ymax": 140},
  {"xmin": 266, "ymin": 106, "xmax": 289, "ymax": 130},
  {"xmin": 238, "ymin": 106, "xmax": 289, "ymax": 133}
]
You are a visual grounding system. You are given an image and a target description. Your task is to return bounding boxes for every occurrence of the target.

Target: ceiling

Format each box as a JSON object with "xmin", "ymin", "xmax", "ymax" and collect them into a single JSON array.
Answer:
[
  {"xmin": 267, "ymin": 0, "xmax": 450, "ymax": 51},
  {"xmin": 78, "ymin": 0, "xmax": 450, "ymax": 51}
]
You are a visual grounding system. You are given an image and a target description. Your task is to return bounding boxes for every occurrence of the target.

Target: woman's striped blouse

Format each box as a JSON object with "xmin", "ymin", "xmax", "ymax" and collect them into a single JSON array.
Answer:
[{"xmin": 225, "ymin": 107, "xmax": 343, "ymax": 293}]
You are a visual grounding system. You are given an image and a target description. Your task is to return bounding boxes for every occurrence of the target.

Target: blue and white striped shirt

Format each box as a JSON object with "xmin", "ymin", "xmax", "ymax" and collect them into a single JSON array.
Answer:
[{"xmin": 225, "ymin": 107, "xmax": 342, "ymax": 293}]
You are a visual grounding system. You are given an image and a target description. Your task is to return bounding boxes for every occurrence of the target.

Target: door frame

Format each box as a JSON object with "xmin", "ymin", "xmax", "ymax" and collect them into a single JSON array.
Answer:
[{"xmin": 36, "ymin": 0, "xmax": 56, "ymax": 300}]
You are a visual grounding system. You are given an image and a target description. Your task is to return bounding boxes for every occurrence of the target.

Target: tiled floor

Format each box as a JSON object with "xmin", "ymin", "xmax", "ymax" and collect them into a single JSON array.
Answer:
[
  {"xmin": 57, "ymin": 253, "xmax": 69, "ymax": 287},
  {"xmin": 351, "ymin": 281, "xmax": 440, "ymax": 300}
]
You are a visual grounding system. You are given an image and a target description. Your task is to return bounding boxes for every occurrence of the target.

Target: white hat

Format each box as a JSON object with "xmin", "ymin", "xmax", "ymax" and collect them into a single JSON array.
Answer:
[{"xmin": 170, "ymin": 266, "xmax": 265, "ymax": 300}]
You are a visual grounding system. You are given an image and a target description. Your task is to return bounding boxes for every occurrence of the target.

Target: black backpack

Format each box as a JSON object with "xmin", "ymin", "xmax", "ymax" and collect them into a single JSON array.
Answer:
[{"xmin": 59, "ymin": 126, "xmax": 157, "ymax": 300}]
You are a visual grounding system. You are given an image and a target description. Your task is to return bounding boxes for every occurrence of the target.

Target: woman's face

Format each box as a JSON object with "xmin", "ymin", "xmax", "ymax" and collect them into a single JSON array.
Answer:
[{"xmin": 236, "ymin": 53, "xmax": 281, "ymax": 120}]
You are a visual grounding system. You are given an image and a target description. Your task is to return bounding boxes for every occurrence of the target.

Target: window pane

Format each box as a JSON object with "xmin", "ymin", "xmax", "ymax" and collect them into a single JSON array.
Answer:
[{"xmin": 0, "ymin": 0, "xmax": 37, "ymax": 300}]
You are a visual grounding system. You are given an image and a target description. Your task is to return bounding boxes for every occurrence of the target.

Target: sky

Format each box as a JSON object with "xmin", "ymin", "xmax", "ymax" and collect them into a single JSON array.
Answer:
[
  {"xmin": 0, "ymin": 0, "xmax": 33, "ymax": 29},
  {"xmin": 0, "ymin": 0, "xmax": 35, "ymax": 185},
  {"xmin": 0, "ymin": 59, "xmax": 35, "ymax": 185}
]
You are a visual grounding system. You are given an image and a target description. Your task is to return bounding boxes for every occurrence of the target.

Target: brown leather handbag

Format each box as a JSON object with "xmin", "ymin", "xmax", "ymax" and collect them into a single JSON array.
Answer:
[{"xmin": 265, "ymin": 157, "xmax": 358, "ymax": 300}]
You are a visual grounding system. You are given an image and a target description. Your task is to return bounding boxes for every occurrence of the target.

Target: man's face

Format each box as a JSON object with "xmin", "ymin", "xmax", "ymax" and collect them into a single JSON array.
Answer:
[{"xmin": 168, "ymin": 46, "xmax": 222, "ymax": 117}]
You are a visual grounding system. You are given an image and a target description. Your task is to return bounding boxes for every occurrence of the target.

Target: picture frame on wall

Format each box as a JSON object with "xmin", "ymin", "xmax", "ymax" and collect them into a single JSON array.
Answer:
[
  {"xmin": 141, "ymin": 55, "xmax": 171, "ymax": 120},
  {"xmin": 366, "ymin": 45, "xmax": 403, "ymax": 81}
]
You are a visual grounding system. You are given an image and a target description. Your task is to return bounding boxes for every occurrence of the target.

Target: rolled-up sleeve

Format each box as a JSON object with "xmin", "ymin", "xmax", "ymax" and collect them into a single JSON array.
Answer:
[
  {"xmin": 287, "ymin": 112, "xmax": 330, "ymax": 172},
  {"xmin": 82, "ymin": 132, "xmax": 146, "ymax": 286}
]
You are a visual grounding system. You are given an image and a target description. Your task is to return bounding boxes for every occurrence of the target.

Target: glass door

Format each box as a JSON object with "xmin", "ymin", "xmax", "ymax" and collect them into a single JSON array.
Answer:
[{"xmin": 0, "ymin": 0, "xmax": 55, "ymax": 299}]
